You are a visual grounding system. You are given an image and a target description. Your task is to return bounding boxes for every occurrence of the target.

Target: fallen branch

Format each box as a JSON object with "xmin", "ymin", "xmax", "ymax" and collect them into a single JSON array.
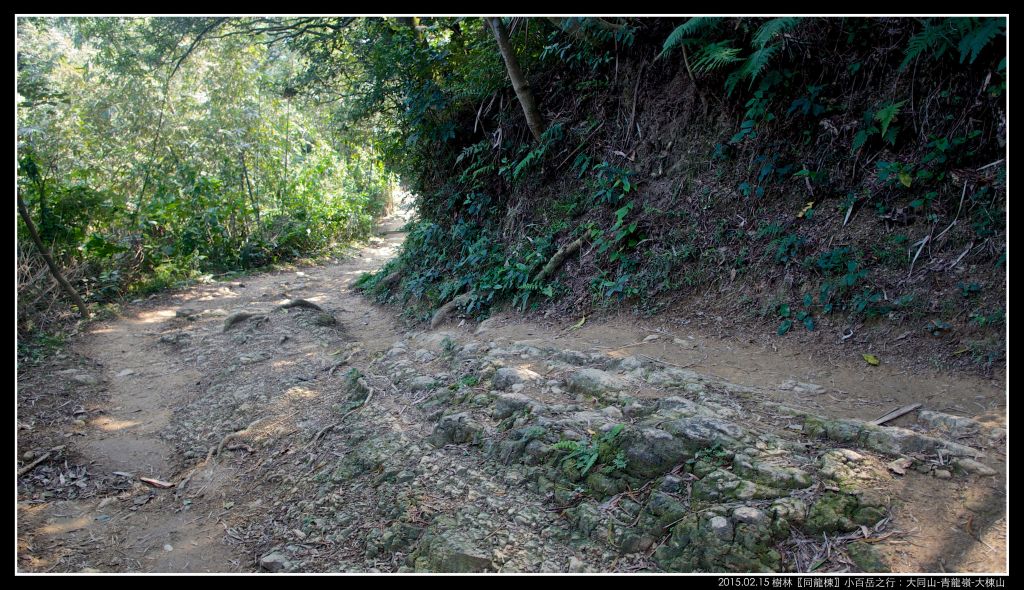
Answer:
[
  {"xmin": 870, "ymin": 403, "xmax": 922, "ymax": 426},
  {"xmin": 17, "ymin": 193, "xmax": 89, "ymax": 318},
  {"xmin": 531, "ymin": 238, "xmax": 583, "ymax": 284},
  {"xmin": 140, "ymin": 477, "xmax": 175, "ymax": 489},
  {"xmin": 17, "ymin": 446, "xmax": 64, "ymax": 477}
]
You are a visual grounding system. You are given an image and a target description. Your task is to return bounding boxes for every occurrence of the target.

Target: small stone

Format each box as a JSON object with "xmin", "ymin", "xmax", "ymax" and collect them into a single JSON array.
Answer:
[
  {"xmin": 409, "ymin": 376, "xmax": 436, "ymax": 392},
  {"xmin": 953, "ymin": 457, "xmax": 996, "ymax": 476},
  {"xmin": 260, "ymin": 551, "xmax": 291, "ymax": 572},
  {"xmin": 22, "ymin": 450, "xmax": 35, "ymax": 461},
  {"xmin": 643, "ymin": 334, "xmax": 660, "ymax": 342},
  {"xmin": 659, "ymin": 474, "xmax": 684, "ymax": 494},
  {"xmin": 163, "ymin": 544, "xmax": 173, "ymax": 552},
  {"xmin": 72, "ymin": 374, "xmax": 99, "ymax": 386},
  {"xmin": 708, "ymin": 516, "xmax": 734, "ymax": 541},
  {"xmin": 566, "ymin": 368, "xmax": 628, "ymax": 397},
  {"xmin": 732, "ymin": 506, "xmax": 767, "ymax": 525},
  {"xmin": 933, "ymin": 469, "xmax": 953, "ymax": 479},
  {"xmin": 601, "ymin": 406, "xmax": 624, "ymax": 420},
  {"xmin": 493, "ymin": 367, "xmax": 542, "ymax": 390},
  {"xmin": 887, "ymin": 457, "xmax": 913, "ymax": 476},
  {"xmin": 72, "ymin": 419, "xmax": 86, "ymax": 427},
  {"xmin": 568, "ymin": 556, "xmax": 586, "ymax": 573}
]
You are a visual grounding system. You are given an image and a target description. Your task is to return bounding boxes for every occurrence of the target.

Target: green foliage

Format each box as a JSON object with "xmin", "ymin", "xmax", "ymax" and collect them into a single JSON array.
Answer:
[
  {"xmin": 852, "ymin": 100, "xmax": 905, "ymax": 152},
  {"xmin": 17, "ymin": 18, "xmax": 394, "ymax": 309},
  {"xmin": 554, "ymin": 424, "xmax": 627, "ymax": 479},
  {"xmin": 661, "ymin": 17, "xmax": 802, "ymax": 95},
  {"xmin": 777, "ymin": 300, "xmax": 814, "ymax": 335},
  {"xmin": 901, "ymin": 18, "xmax": 1005, "ymax": 70}
]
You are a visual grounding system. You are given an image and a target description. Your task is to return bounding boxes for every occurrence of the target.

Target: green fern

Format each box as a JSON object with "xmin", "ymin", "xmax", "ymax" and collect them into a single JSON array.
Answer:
[
  {"xmin": 725, "ymin": 44, "xmax": 780, "ymax": 95},
  {"xmin": 900, "ymin": 19, "xmax": 952, "ymax": 70},
  {"xmin": 692, "ymin": 41, "xmax": 742, "ymax": 75},
  {"xmin": 874, "ymin": 100, "xmax": 905, "ymax": 141},
  {"xmin": 658, "ymin": 17, "xmax": 722, "ymax": 58},
  {"xmin": 901, "ymin": 17, "xmax": 1004, "ymax": 70},
  {"xmin": 958, "ymin": 18, "xmax": 1004, "ymax": 64},
  {"xmin": 751, "ymin": 17, "xmax": 800, "ymax": 49}
]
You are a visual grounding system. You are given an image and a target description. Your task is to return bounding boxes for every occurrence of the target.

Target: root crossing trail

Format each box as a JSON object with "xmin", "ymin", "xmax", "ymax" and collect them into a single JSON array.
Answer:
[{"xmin": 17, "ymin": 211, "xmax": 1005, "ymax": 573}]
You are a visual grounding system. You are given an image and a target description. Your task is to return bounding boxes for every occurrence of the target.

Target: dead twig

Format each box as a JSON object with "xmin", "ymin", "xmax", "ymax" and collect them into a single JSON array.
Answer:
[{"xmin": 18, "ymin": 446, "xmax": 64, "ymax": 477}]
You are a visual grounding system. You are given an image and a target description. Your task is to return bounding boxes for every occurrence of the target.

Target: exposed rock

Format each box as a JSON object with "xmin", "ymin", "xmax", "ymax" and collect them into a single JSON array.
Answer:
[
  {"xmin": 600, "ymin": 405, "xmax": 623, "ymax": 420},
  {"xmin": 779, "ymin": 380, "xmax": 826, "ymax": 395},
  {"xmin": 492, "ymin": 392, "xmax": 538, "ymax": 419},
  {"xmin": 408, "ymin": 376, "xmax": 436, "ymax": 391},
  {"xmin": 732, "ymin": 454, "xmax": 812, "ymax": 490},
  {"xmin": 953, "ymin": 457, "xmax": 996, "ymax": 476},
  {"xmin": 259, "ymin": 551, "xmax": 292, "ymax": 572},
  {"xmin": 430, "ymin": 413, "xmax": 483, "ymax": 447},
  {"xmin": 493, "ymin": 367, "xmax": 542, "ymax": 390},
  {"xmin": 566, "ymin": 368, "xmax": 627, "ymax": 397},
  {"xmin": 618, "ymin": 427, "xmax": 690, "ymax": 478},
  {"xmin": 72, "ymin": 374, "xmax": 100, "ymax": 386},
  {"xmin": 693, "ymin": 469, "xmax": 785, "ymax": 501},
  {"xmin": 661, "ymin": 416, "xmax": 745, "ymax": 451},
  {"xmin": 847, "ymin": 541, "xmax": 889, "ymax": 573},
  {"xmin": 708, "ymin": 516, "xmax": 734, "ymax": 541},
  {"xmin": 732, "ymin": 506, "xmax": 767, "ymax": 525}
]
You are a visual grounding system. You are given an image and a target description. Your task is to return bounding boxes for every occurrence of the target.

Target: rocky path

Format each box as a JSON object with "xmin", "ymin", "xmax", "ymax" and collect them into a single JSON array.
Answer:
[{"xmin": 17, "ymin": 214, "xmax": 1006, "ymax": 573}]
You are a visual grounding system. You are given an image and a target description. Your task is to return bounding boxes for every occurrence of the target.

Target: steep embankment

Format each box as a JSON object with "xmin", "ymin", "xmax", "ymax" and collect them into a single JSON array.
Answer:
[
  {"xmin": 363, "ymin": 18, "xmax": 1006, "ymax": 378},
  {"xmin": 17, "ymin": 210, "xmax": 1005, "ymax": 573}
]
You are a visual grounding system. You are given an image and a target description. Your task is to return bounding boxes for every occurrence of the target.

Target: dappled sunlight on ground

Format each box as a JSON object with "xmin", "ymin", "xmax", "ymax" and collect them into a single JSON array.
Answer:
[
  {"xmin": 38, "ymin": 515, "xmax": 92, "ymax": 536},
  {"xmin": 90, "ymin": 417, "xmax": 143, "ymax": 432}
]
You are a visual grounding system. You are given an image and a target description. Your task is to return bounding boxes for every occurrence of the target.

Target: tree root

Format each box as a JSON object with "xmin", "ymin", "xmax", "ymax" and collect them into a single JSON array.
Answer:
[
  {"xmin": 430, "ymin": 292, "xmax": 473, "ymax": 329},
  {"xmin": 178, "ymin": 418, "xmax": 264, "ymax": 493},
  {"xmin": 223, "ymin": 312, "xmax": 264, "ymax": 332},
  {"xmin": 308, "ymin": 380, "xmax": 375, "ymax": 447},
  {"xmin": 277, "ymin": 298, "xmax": 324, "ymax": 312}
]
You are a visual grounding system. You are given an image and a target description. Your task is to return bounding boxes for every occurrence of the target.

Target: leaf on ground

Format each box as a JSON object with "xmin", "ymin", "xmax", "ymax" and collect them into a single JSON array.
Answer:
[
  {"xmin": 570, "ymin": 315, "xmax": 586, "ymax": 330},
  {"xmin": 797, "ymin": 201, "xmax": 814, "ymax": 218},
  {"xmin": 862, "ymin": 353, "xmax": 880, "ymax": 366}
]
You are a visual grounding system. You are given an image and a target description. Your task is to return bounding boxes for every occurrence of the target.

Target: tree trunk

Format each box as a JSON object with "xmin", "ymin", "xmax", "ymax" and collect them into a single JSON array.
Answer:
[
  {"xmin": 487, "ymin": 17, "xmax": 544, "ymax": 142},
  {"xmin": 17, "ymin": 192, "xmax": 89, "ymax": 318}
]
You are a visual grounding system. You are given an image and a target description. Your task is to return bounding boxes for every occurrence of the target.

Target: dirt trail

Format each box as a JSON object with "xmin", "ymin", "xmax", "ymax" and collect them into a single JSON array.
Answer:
[{"xmin": 17, "ymin": 206, "xmax": 1006, "ymax": 573}]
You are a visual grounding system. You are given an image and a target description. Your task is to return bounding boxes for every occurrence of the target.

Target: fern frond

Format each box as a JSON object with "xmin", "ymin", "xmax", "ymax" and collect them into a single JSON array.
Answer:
[
  {"xmin": 692, "ymin": 41, "xmax": 741, "ymax": 75},
  {"xmin": 658, "ymin": 17, "xmax": 722, "ymax": 58},
  {"xmin": 900, "ymin": 19, "xmax": 950, "ymax": 70},
  {"xmin": 744, "ymin": 45, "xmax": 780, "ymax": 84},
  {"xmin": 958, "ymin": 17, "xmax": 1004, "ymax": 64},
  {"xmin": 752, "ymin": 17, "xmax": 800, "ymax": 49},
  {"xmin": 874, "ymin": 100, "xmax": 906, "ymax": 140}
]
